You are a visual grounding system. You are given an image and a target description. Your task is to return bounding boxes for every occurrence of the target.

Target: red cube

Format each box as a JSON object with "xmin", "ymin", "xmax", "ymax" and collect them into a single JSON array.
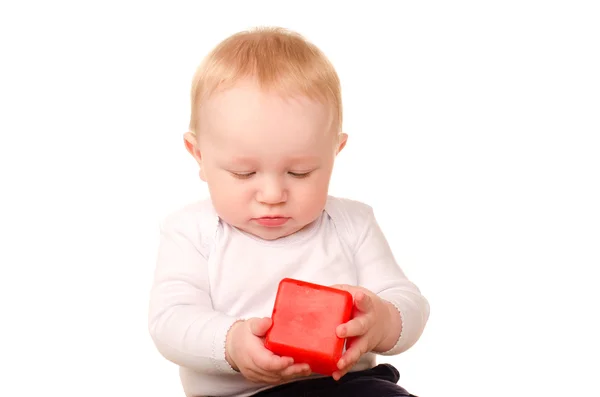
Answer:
[{"xmin": 265, "ymin": 278, "xmax": 354, "ymax": 375}]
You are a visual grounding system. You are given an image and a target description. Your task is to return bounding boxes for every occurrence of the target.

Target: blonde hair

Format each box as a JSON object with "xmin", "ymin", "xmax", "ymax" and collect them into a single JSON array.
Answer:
[{"xmin": 188, "ymin": 27, "xmax": 342, "ymax": 136}]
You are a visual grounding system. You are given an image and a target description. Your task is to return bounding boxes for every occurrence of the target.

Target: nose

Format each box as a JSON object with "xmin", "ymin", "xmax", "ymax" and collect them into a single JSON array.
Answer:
[{"xmin": 257, "ymin": 177, "xmax": 287, "ymax": 205}]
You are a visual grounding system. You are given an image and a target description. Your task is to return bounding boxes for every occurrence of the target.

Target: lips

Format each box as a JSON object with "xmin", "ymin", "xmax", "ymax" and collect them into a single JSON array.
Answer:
[{"xmin": 255, "ymin": 216, "xmax": 289, "ymax": 227}]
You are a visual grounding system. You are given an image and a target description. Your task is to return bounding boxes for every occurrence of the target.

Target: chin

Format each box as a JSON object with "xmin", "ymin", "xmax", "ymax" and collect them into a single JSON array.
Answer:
[
  {"xmin": 258, "ymin": 229, "xmax": 293, "ymax": 240},
  {"xmin": 259, "ymin": 224, "xmax": 305, "ymax": 240}
]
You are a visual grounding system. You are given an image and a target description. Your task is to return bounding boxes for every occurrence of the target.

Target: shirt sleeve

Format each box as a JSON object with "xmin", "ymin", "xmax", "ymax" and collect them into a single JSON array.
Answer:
[
  {"xmin": 148, "ymin": 208, "xmax": 240, "ymax": 374},
  {"xmin": 350, "ymin": 203, "xmax": 430, "ymax": 356}
]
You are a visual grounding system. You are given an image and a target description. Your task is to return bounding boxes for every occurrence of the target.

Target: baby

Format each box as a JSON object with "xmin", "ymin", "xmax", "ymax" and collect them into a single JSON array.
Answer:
[{"xmin": 148, "ymin": 27, "xmax": 430, "ymax": 397}]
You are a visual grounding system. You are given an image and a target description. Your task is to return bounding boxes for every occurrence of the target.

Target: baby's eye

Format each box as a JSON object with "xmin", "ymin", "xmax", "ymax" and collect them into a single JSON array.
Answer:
[
  {"xmin": 230, "ymin": 171, "xmax": 255, "ymax": 179},
  {"xmin": 288, "ymin": 171, "xmax": 312, "ymax": 178}
]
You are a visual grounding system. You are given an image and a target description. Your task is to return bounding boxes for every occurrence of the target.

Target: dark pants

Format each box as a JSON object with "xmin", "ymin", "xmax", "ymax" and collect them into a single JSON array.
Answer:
[{"xmin": 253, "ymin": 364, "xmax": 417, "ymax": 397}]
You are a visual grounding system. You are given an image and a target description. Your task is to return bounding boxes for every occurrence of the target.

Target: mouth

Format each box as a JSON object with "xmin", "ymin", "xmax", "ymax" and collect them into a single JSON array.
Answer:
[{"xmin": 254, "ymin": 216, "xmax": 290, "ymax": 227}]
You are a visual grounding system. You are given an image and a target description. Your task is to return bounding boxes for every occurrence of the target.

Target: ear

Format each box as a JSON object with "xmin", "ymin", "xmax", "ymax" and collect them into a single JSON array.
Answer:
[
  {"xmin": 336, "ymin": 132, "xmax": 348, "ymax": 155},
  {"xmin": 184, "ymin": 132, "xmax": 207, "ymax": 181}
]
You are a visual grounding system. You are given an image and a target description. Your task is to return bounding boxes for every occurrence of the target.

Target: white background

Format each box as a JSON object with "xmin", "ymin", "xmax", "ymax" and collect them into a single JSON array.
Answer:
[{"xmin": 1, "ymin": 1, "xmax": 599, "ymax": 396}]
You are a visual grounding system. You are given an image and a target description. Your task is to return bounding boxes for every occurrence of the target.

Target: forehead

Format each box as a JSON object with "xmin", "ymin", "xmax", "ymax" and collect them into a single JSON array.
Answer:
[{"xmin": 198, "ymin": 81, "xmax": 334, "ymax": 156}]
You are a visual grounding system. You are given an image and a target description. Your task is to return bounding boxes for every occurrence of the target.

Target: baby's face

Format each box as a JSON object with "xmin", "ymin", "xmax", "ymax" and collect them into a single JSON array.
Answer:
[{"xmin": 188, "ymin": 81, "xmax": 345, "ymax": 240}]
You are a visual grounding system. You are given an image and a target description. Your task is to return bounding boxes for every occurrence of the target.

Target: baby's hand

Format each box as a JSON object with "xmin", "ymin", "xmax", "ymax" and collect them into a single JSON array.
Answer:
[
  {"xmin": 330, "ymin": 285, "xmax": 392, "ymax": 381},
  {"xmin": 225, "ymin": 317, "xmax": 312, "ymax": 384}
]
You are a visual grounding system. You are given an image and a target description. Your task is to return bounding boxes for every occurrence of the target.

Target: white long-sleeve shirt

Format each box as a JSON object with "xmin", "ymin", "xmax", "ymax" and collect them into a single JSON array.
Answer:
[{"xmin": 148, "ymin": 196, "xmax": 430, "ymax": 397}]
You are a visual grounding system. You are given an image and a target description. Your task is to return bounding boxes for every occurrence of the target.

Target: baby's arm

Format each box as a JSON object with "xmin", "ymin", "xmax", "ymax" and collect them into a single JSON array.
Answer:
[
  {"xmin": 148, "ymin": 215, "xmax": 239, "ymax": 375},
  {"xmin": 149, "ymin": 213, "xmax": 311, "ymax": 383},
  {"xmin": 352, "ymin": 206, "xmax": 430, "ymax": 356}
]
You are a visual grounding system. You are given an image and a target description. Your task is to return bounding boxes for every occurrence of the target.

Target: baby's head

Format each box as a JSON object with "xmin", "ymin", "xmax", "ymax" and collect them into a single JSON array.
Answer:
[{"xmin": 184, "ymin": 27, "xmax": 347, "ymax": 240}]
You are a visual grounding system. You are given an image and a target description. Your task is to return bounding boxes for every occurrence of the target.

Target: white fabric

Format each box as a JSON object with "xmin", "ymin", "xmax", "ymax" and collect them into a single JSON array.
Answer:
[{"xmin": 149, "ymin": 196, "xmax": 430, "ymax": 397}]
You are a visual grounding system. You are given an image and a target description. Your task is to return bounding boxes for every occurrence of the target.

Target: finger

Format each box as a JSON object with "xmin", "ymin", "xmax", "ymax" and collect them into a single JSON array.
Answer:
[
  {"xmin": 248, "ymin": 317, "xmax": 273, "ymax": 337},
  {"xmin": 337, "ymin": 337, "xmax": 369, "ymax": 371},
  {"xmin": 332, "ymin": 368, "xmax": 349, "ymax": 381},
  {"xmin": 252, "ymin": 348, "xmax": 294, "ymax": 372},
  {"xmin": 344, "ymin": 335, "xmax": 357, "ymax": 352},
  {"xmin": 333, "ymin": 334, "xmax": 369, "ymax": 381},
  {"xmin": 245, "ymin": 368, "xmax": 282, "ymax": 385},
  {"xmin": 332, "ymin": 364, "xmax": 353, "ymax": 381},
  {"xmin": 336, "ymin": 314, "xmax": 372, "ymax": 338},
  {"xmin": 280, "ymin": 363, "xmax": 311, "ymax": 379},
  {"xmin": 353, "ymin": 291, "xmax": 373, "ymax": 313}
]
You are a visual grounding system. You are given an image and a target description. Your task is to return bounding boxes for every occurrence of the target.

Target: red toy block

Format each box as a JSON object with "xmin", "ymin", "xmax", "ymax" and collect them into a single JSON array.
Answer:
[{"xmin": 265, "ymin": 278, "xmax": 354, "ymax": 376}]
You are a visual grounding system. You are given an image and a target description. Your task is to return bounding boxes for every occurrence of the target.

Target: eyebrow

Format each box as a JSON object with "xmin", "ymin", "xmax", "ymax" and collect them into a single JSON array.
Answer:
[
  {"xmin": 229, "ymin": 156, "xmax": 255, "ymax": 163},
  {"xmin": 286, "ymin": 155, "xmax": 322, "ymax": 164},
  {"xmin": 228, "ymin": 155, "xmax": 321, "ymax": 164}
]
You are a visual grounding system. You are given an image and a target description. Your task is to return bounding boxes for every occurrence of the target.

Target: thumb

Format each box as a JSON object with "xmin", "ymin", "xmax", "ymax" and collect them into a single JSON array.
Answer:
[
  {"xmin": 354, "ymin": 291, "xmax": 373, "ymax": 313},
  {"xmin": 248, "ymin": 317, "xmax": 272, "ymax": 337}
]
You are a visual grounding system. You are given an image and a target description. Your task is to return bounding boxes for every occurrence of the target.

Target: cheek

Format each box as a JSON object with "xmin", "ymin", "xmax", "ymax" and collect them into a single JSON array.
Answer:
[
  {"xmin": 312, "ymin": 170, "xmax": 333, "ymax": 192},
  {"xmin": 206, "ymin": 173, "xmax": 247, "ymax": 205},
  {"xmin": 208, "ymin": 180, "xmax": 253, "ymax": 223},
  {"xmin": 211, "ymin": 178, "xmax": 250, "ymax": 201},
  {"xmin": 294, "ymin": 174, "xmax": 330, "ymax": 206}
]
